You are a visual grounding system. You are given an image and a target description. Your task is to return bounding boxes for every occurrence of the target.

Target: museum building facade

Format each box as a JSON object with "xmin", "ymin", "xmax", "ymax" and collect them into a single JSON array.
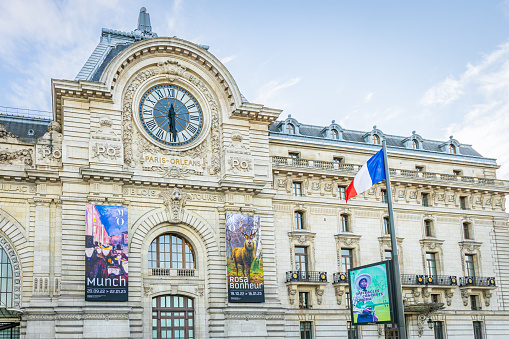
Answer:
[{"xmin": 0, "ymin": 8, "xmax": 508, "ymax": 339}]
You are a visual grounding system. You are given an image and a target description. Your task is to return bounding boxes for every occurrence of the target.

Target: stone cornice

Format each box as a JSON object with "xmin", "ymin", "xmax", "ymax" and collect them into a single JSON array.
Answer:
[
  {"xmin": 25, "ymin": 169, "xmax": 60, "ymax": 182},
  {"xmin": 231, "ymin": 102, "xmax": 282, "ymax": 124}
]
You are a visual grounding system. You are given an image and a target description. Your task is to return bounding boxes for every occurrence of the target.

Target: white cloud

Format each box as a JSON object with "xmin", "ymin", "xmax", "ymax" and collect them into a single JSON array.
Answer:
[
  {"xmin": 254, "ymin": 77, "xmax": 300, "ymax": 104},
  {"xmin": 220, "ymin": 54, "xmax": 239, "ymax": 65},
  {"xmin": 364, "ymin": 92, "xmax": 373, "ymax": 103},
  {"xmin": 420, "ymin": 76, "xmax": 463, "ymax": 106}
]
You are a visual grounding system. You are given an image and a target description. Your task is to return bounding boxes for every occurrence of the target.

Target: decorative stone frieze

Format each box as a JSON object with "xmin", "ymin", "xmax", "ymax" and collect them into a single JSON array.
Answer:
[
  {"xmin": 160, "ymin": 188, "xmax": 189, "ymax": 223},
  {"xmin": 0, "ymin": 149, "xmax": 33, "ymax": 166}
]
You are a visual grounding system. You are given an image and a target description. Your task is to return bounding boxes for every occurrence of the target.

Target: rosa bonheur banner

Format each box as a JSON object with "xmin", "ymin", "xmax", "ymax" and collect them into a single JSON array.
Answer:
[
  {"xmin": 225, "ymin": 213, "xmax": 264, "ymax": 303},
  {"xmin": 85, "ymin": 204, "xmax": 128, "ymax": 301},
  {"xmin": 348, "ymin": 260, "xmax": 393, "ymax": 325}
]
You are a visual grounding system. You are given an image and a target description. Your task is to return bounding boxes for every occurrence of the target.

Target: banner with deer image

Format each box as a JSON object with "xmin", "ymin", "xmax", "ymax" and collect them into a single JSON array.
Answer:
[
  {"xmin": 225, "ymin": 213, "xmax": 264, "ymax": 303},
  {"xmin": 85, "ymin": 204, "xmax": 128, "ymax": 301}
]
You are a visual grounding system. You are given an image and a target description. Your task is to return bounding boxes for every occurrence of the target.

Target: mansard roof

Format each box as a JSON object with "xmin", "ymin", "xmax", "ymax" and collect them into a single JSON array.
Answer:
[{"xmin": 269, "ymin": 119, "xmax": 486, "ymax": 159}]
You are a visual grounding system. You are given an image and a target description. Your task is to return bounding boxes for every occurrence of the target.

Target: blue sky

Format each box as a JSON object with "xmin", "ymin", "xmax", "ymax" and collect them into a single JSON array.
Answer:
[{"xmin": 1, "ymin": 1, "xmax": 509, "ymax": 179}]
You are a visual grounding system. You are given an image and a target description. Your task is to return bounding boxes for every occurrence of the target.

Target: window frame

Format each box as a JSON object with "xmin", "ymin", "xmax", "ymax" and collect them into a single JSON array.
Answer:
[
  {"xmin": 152, "ymin": 294, "xmax": 195, "ymax": 339},
  {"xmin": 425, "ymin": 220, "xmax": 433, "ymax": 237},
  {"xmin": 294, "ymin": 211, "xmax": 304, "ymax": 230},
  {"xmin": 287, "ymin": 123, "xmax": 295, "ymax": 135},
  {"xmin": 434, "ymin": 321, "xmax": 444, "ymax": 339},
  {"xmin": 381, "ymin": 189, "xmax": 388, "ymax": 203},
  {"xmin": 426, "ymin": 252, "xmax": 438, "ymax": 277},
  {"xmin": 288, "ymin": 152, "xmax": 300, "ymax": 159},
  {"xmin": 383, "ymin": 217, "xmax": 390, "ymax": 235},
  {"xmin": 463, "ymin": 222, "xmax": 472, "ymax": 240},
  {"xmin": 295, "ymin": 246, "xmax": 308, "ymax": 272},
  {"xmin": 300, "ymin": 321, "xmax": 313, "ymax": 339},
  {"xmin": 460, "ymin": 196, "xmax": 468, "ymax": 210},
  {"xmin": 373, "ymin": 134, "xmax": 381, "ymax": 145},
  {"xmin": 338, "ymin": 186, "xmax": 346, "ymax": 200},
  {"xmin": 340, "ymin": 214, "xmax": 350, "ymax": 232},
  {"xmin": 299, "ymin": 291, "xmax": 310, "ymax": 309},
  {"xmin": 341, "ymin": 248, "xmax": 353, "ymax": 272},
  {"xmin": 412, "ymin": 139, "xmax": 419, "ymax": 149},
  {"xmin": 473, "ymin": 321, "xmax": 484, "ymax": 339},
  {"xmin": 422, "ymin": 192, "xmax": 430, "ymax": 207},
  {"xmin": 149, "ymin": 234, "xmax": 196, "ymax": 269},
  {"xmin": 465, "ymin": 254, "xmax": 476, "ymax": 277},
  {"xmin": 292, "ymin": 182, "xmax": 302, "ymax": 196},
  {"xmin": 331, "ymin": 129, "xmax": 339, "ymax": 139}
]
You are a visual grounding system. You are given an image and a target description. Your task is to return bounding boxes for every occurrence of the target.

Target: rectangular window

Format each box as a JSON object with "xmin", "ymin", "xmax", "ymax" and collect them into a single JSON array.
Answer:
[
  {"xmin": 345, "ymin": 292, "xmax": 350, "ymax": 309},
  {"xmin": 473, "ymin": 321, "xmax": 484, "ymax": 339},
  {"xmin": 295, "ymin": 247, "xmax": 308, "ymax": 272},
  {"xmin": 288, "ymin": 152, "xmax": 300, "ymax": 159},
  {"xmin": 341, "ymin": 214, "xmax": 349, "ymax": 232},
  {"xmin": 422, "ymin": 193, "xmax": 429, "ymax": 207},
  {"xmin": 384, "ymin": 250, "xmax": 392, "ymax": 260},
  {"xmin": 426, "ymin": 252, "xmax": 437, "ymax": 276},
  {"xmin": 384, "ymin": 217, "xmax": 390, "ymax": 235},
  {"xmin": 341, "ymin": 249, "xmax": 353, "ymax": 272},
  {"xmin": 381, "ymin": 189, "xmax": 388, "ymax": 203},
  {"xmin": 299, "ymin": 292, "xmax": 310, "ymax": 309},
  {"xmin": 293, "ymin": 182, "xmax": 302, "ymax": 196},
  {"xmin": 465, "ymin": 254, "xmax": 476, "ymax": 277},
  {"xmin": 300, "ymin": 321, "xmax": 313, "ymax": 339},
  {"xmin": 453, "ymin": 170, "xmax": 462, "ymax": 176},
  {"xmin": 470, "ymin": 295, "xmax": 479, "ymax": 310},
  {"xmin": 333, "ymin": 157, "xmax": 344, "ymax": 164},
  {"xmin": 460, "ymin": 196, "xmax": 467, "ymax": 210},
  {"xmin": 294, "ymin": 212, "xmax": 304, "ymax": 230},
  {"xmin": 347, "ymin": 321, "xmax": 358, "ymax": 339},
  {"xmin": 415, "ymin": 165, "xmax": 424, "ymax": 172},
  {"xmin": 431, "ymin": 294, "xmax": 440, "ymax": 303},
  {"xmin": 338, "ymin": 186, "xmax": 346, "ymax": 200},
  {"xmin": 384, "ymin": 324, "xmax": 399, "ymax": 339},
  {"xmin": 425, "ymin": 220, "xmax": 433, "ymax": 237},
  {"xmin": 434, "ymin": 321, "xmax": 444, "ymax": 339},
  {"xmin": 463, "ymin": 223, "xmax": 471, "ymax": 240}
]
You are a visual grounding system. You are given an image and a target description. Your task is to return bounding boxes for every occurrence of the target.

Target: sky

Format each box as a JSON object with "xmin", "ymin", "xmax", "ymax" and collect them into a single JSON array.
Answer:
[{"xmin": 1, "ymin": 0, "xmax": 509, "ymax": 180}]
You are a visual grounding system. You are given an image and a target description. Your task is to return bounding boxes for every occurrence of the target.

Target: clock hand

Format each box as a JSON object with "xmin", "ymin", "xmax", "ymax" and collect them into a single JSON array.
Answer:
[{"xmin": 168, "ymin": 103, "xmax": 177, "ymax": 142}]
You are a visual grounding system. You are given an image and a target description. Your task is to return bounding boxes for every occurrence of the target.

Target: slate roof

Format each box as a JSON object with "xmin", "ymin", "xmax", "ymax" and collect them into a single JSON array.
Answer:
[
  {"xmin": 269, "ymin": 121, "xmax": 485, "ymax": 158},
  {"xmin": 0, "ymin": 115, "xmax": 51, "ymax": 144}
]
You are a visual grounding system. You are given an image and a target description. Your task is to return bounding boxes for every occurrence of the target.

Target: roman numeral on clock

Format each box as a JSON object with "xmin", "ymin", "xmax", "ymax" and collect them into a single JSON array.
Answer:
[
  {"xmin": 155, "ymin": 89, "xmax": 164, "ymax": 99},
  {"xmin": 155, "ymin": 128, "xmax": 165, "ymax": 139},
  {"xmin": 187, "ymin": 124, "xmax": 197, "ymax": 134},
  {"xmin": 145, "ymin": 119, "xmax": 157, "ymax": 131},
  {"xmin": 190, "ymin": 115, "xmax": 200, "ymax": 121}
]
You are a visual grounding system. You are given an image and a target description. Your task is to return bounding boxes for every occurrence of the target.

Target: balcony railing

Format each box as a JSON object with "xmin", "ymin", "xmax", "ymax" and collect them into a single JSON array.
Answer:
[
  {"xmin": 150, "ymin": 268, "xmax": 196, "ymax": 277},
  {"xmin": 0, "ymin": 105, "xmax": 52, "ymax": 120},
  {"xmin": 401, "ymin": 274, "xmax": 458, "ymax": 286},
  {"xmin": 333, "ymin": 272, "xmax": 349, "ymax": 284},
  {"xmin": 286, "ymin": 271, "xmax": 327, "ymax": 283},
  {"xmin": 272, "ymin": 156, "xmax": 507, "ymax": 187},
  {"xmin": 459, "ymin": 276, "xmax": 496, "ymax": 287}
]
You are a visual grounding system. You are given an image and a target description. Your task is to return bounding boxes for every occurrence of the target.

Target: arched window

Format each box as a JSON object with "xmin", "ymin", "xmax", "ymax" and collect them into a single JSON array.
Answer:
[
  {"xmin": 0, "ymin": 246, "xmax": 13, "ymax": 307},
  {"xmin": 149, "ymin": 234, "xmax": 195, "ymax": 269},
  {"xmin": 152, "ymin": 295, "xmax": 194, "ymax": 339},
  {"xmin": 287, "ymin": 123, "xmax": 295, "ymax": 134},
  {"xmin": 373, "ymin": 134, "xmax": 380, "ymax": 145},
  {"xmin": 412, "ymin": 139, "xmax": 419, "ymax": 149},
  {"xmin": 331, "ymin": 129, "xmax": 339, "ymax": 139},
  {"xmin": 449, "ymin": 144, "xmax": 456, "ymax": 154}
]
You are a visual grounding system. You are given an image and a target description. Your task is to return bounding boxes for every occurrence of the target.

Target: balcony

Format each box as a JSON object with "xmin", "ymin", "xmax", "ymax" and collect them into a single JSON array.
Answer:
[
  {"xmin": 272, "ymin": 156, "xmax": 508, "ymax": 188},
  {"xmin": 286, "ymin": 271, "xmax": 327, "ymax": 283},
  {"xmin": 333, "ymin": 272, "xmax": 349, "ymax": 284},
  {"xmin": 459, "ymin": 276, "xmax": 496, "ymax": 287},
  {"xmin": 286, "ymin": 271, "xmax": 328, "ymax": 306},
  {"xmin": 149, "ymin": 268, "xmax": 196, "ymax": 277},
  {"xmin": 401, "ymin": 274, "xmax": 457, "ymax": 286}
]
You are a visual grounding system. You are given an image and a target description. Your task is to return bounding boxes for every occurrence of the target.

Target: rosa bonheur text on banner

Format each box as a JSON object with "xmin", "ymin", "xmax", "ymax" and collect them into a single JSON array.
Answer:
[
  {"xmin": 85, "ymin": 204, "xmax": 128, "ymax": 301},
  {"xmin": 225, "ymin": 213, "xmax": 265, "ymax": 303}
]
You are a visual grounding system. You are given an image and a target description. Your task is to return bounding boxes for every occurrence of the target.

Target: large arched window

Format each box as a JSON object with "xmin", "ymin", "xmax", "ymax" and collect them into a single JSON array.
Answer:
[
  {"xmin": 0, "ymin": 246, "xmax": 13, "ymax": 307},
  {"xmin": 152, "ymin": 295, "xmax": 194, "ymax": 339},
  {"xmin": 149, "ymin": 234, "xmax": 195, "ymax": 269}
]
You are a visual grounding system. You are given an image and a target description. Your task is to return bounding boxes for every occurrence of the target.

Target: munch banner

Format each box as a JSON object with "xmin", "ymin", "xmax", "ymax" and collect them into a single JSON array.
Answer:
[
  {"xmin": 225, "ymin": 213, "xmax": 264, "ymax": 303},
  {"xmin": 85, "ymin": 204, "xmax": 128, "ymax": 301},
  {"xmin": 348, "ymin": 260, "xmax": 393, "ymax": 325}
]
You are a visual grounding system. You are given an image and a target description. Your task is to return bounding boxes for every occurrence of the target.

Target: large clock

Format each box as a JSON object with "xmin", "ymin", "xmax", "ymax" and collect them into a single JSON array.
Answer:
[{"xmin": 138, "ymin": 84, "xmax": 204, "ymax": 146}]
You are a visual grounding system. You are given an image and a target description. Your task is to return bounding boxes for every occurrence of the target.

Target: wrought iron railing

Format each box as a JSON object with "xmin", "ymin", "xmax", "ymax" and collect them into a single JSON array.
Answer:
[
  {"xmin": 271, "ymin": 156, "xmax": 507, "ymax": 187},
  {"xmin": 459, "ymin": 276, "xmax": 496, "ymax": 287},
  {"xmin": 286, "ymin": 271, "xmax": 327, "ymax": 283},
  {"xmin": 333, "ymin": 272, "xmax": 349, "ymax": 284},
  {"xmin": 401, "ymin": 274, "xmax": 457, "ymax": 286},
  {"xmin": 0, "ymin": 105, "xmax": 52, "ymax": 120}
]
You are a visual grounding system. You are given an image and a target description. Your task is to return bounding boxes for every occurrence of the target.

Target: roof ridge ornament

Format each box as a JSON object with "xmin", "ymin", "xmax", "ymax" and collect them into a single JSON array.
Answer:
[{"xmin": 137, "ymin": 7, "xmax": 152, "ymax": 33}]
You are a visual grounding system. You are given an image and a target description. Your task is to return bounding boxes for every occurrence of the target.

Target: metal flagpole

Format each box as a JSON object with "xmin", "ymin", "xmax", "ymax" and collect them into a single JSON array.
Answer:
[{"xmin": 382, "ymin": 139, "xmax": 406, "ymax": 338}]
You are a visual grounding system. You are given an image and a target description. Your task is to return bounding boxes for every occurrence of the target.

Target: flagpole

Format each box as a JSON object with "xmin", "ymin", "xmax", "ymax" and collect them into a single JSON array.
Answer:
[{"xmin": 382, "ymin": 139, "xmax": 406, "ymax": 338}]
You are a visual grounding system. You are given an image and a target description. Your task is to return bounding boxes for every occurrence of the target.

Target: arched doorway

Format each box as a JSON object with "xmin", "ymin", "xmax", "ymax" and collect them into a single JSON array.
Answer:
[{"xmin": 152, "ymin": 295, "xmax": 194, "ymax": 339}]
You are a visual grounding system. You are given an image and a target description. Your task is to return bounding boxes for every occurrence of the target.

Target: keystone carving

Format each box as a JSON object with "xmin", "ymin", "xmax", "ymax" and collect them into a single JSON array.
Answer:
[{"xmin": 160, "ymin": 188, "xmax": 189, "ymax": 223}]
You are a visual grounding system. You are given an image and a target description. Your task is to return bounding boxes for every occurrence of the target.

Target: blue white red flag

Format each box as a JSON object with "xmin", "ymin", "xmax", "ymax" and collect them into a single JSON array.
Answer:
[{"xmin": 345, "ymin": 149, "xmax": 386, "ymax": 202}]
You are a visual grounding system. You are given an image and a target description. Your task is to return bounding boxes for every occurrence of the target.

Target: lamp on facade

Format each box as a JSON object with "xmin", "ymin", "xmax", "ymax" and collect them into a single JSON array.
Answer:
[{"xmin": 427, "ymin": 318, "xmax": 434, "ymax": 329}]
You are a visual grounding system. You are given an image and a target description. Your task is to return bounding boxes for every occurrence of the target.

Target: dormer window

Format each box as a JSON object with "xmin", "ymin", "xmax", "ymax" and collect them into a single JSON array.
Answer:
[
  {"xmin": 449, "ymin": 144, "xmax": 456, "ymax": 154},
  {"xmin": 288, "ymin": 123, "xmax": 295, "ymax": 135},
  {"xmin": 331, "ymin": 129, "xmax": 339, "ymax": 140},
  {"xmin": 412, "ymin": 139, "xmax": 419, "ymax": 149},
  {"xmin": 373, "ymin": 134, "xmax": 380, "ymax": 145}
]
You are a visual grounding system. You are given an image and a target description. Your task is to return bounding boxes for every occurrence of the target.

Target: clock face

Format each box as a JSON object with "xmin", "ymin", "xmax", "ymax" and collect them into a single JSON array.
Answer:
[{"xmin": 138, "ymin": 84, "xmax": 204, "ymax": 146}]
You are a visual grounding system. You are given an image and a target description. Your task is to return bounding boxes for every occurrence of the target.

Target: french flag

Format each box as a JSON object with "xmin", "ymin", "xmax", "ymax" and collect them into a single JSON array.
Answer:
[{"xmin": 345, "ymin": 149, "xmax": 386, "ymax": 202}]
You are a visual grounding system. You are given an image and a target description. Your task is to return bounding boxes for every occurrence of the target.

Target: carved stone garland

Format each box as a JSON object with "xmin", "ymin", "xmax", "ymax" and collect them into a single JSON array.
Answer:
[
  {"xmin": 122, "ymin": 60, "xmax": 221, "ymax": 176},
  {"xmin": 0, "ymin": 234, "xmax": 22, "ymax": 308}
]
